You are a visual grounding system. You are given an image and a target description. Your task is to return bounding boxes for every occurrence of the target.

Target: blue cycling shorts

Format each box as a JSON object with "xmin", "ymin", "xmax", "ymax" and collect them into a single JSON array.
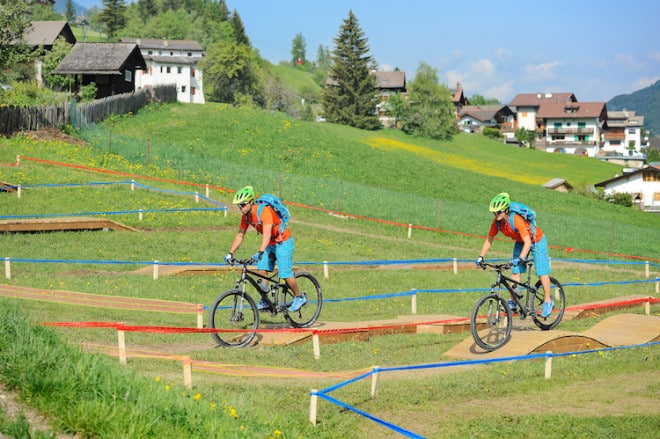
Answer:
[
  {"xmin": 512, "ymin": 235, "xmax": 551, "ymax": 277},
  {"xmin": 257, "ymin": 236, "xmax": 295, "ymax": 279}
]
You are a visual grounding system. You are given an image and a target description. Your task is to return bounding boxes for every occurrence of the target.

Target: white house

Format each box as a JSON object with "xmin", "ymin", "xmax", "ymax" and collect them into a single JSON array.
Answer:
[
  {"xmin": 602, "ymin": 111, "xmax": 645, "ymax": 156},
  {"xmin": 121, "ymin": 38, "xmax": 205, "ymax": 104},
  {"xmin": 594, "ymin": 165, "xmax": 660, "ymax": 211},
  {"xmin": 508, "ymin": 92, "xmax": 577, "ymax": 131},
  {"xmin": 536, "ymin": 101, "xmax": 608, "ymax": 157}
]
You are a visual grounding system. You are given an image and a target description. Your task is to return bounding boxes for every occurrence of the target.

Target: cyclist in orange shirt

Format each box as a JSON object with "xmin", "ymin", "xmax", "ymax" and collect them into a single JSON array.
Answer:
[
  {"xmin": 224, "ymin": 186, "xmax": 306, "ymax": 312},
  {"xmin": 476, "ymin": 193, "xmax": 554, "ymax": 317}
]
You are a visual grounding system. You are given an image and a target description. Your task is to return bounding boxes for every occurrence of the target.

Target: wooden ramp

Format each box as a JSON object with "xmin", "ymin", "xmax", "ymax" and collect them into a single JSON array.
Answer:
[
  {"xmin": 0, "ymin": 217, "xmax": 138, "ymax": 232},
  {"xmin": 443, "ymin": 313, "xmax": 660, "ymax": 360}
]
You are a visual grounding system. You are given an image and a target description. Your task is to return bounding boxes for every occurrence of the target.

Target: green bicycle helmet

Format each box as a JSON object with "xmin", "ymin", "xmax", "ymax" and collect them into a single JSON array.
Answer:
[
  {"xmin": 489, "ymin": 192, "xmax": 510, "ymax": 212},
  {"xmin": 232, "ymin": 186, "xmax": 256, "ymax": 204}
]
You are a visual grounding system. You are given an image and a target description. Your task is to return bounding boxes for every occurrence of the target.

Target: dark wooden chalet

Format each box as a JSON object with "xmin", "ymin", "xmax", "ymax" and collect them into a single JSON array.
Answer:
[
  {"xmin": 24, "ymin": 21, "xmax": 76, "ymax": 50},
  {"xmin": 52, "ymin": 43, "xmax": 147, "ymax": 99}
]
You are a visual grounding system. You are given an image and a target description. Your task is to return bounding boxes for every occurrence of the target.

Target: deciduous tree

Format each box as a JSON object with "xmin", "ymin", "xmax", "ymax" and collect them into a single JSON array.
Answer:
[
  {"xmin": 399, "ymin": 62, "xmax": 457, "ymax": 140},
  {"xmin": 0, "ymin": 0, "xmax": 32, "ymax": 73}
]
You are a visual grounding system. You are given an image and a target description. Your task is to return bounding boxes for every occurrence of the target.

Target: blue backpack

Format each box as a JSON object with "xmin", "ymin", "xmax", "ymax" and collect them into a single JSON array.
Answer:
[
  {"xmin": 498, "ymin": 201, "xmax": 537, "ymax": 239},
  {"xmin": 255, "ymin": 194, "xmax": 290, "ymax": 234}
]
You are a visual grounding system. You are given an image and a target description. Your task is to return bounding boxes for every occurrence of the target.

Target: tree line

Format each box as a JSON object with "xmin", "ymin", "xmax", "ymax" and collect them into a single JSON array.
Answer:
[{"xmin": 2, "ymin": 0, "xmax": 469, "ymax": 140}]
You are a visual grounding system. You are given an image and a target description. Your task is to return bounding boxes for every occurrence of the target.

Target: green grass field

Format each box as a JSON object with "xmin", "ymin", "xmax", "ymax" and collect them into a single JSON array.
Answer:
[{"xmin": 0, "ymin": 103, "xmax": 658, "ymax": 438}]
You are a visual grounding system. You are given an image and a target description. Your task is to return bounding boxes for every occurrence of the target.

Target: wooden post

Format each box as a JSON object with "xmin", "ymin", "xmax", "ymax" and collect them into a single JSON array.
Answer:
[
  {"xmin": 4, "ymin": 257, "xmax": 10, "ymax": 279},
  {"xmin": 195, "ymin": 192, "xmax": 199, "ymax": 203},
  {"xmin": 371, "ymin": 366, "xmax": 380, "ymax": 397},
  {"xmin": 544, "ymin": 351, "xmax": 552, "ymax": 379},
  {"xmin": 138, "ymin": 209, "xmax": 143, "ymax": 221},
  {"xmin": 309, "ymin": 390, "xmax": 318, "ymax": 425},
  {"xmin": 16, "ymin": 155, "xmax": 20, "ymax": 166},
  {"xmin": 313, "ymin": 333, "xmax": 321, "ymax": 360},
  {"xmin": 205, "ymin": 184, "xmax": 209, "ymax": 198},
  {"xmin": 131, "ymin": 179, "xmax": 135, "ymax": 191},
  {"xmin": 323, "ymin": 261, "xmax": 329, "ymax": 279},
  {"xmin": 407, "ymin": 224, "xmax": 412, "ymax": 239},
  {"xmin": 645, "ymin": 261, "xmax": 649, "ymax": 278},
  {"xmin": 656, "ymin": 278, "xmax": 659, "ymax": 294},
  {"xmin": 411, "ymin": 289, "xmax": 417, "ymax": 314},
  {"xmin": 17, "ymin": 185, "xmax": 21, "ymax": 198},
  {"xmin": 183, "ymin": 356, "xmax": 192, "ymax": 389},
  {"xmin": 453, "ymin": 258, "xmax": 458, "ymax": 275},
  {"xmin": 153, "ymin": 261, "xmax": 159, "ymax": 280},
  {"xmin": 197, "ymin": 304, "xmax": 204, "ymax": 329},
  {"xmin": 118, "ymin": 324, "xmax": 127, "ymax": 365}
]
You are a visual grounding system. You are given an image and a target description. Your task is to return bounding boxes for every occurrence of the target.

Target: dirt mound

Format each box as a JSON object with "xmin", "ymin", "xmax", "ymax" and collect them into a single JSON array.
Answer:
[{"xmin": 24, "ymin": 127, "xmax": 86, "ymax": 146}]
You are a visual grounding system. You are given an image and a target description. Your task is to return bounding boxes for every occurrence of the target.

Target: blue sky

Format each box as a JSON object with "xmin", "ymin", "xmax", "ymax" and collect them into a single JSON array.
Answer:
[
  {"xmin": 80, "ymin": 0, "xmax": 659, "ymax": 103},
  {"xmin": 225, "ymin": 0, "xmax": 659, "ymax": 103}
]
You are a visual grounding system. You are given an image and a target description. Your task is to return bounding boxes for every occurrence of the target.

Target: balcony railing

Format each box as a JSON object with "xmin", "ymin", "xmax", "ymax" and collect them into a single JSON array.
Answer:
[{"xmin": 547, "ymin": 127, "xmax": 594, "ymax": 135}]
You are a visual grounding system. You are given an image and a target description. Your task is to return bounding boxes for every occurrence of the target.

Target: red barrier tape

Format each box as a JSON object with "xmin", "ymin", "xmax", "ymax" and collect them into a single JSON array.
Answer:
[
  {"xmin": 39, "ymin": 296, "xmax": 659, "ymax": 336},
  {"xmin": 17, "ymin": 156, "xmax": 660, "ymax": 263}
]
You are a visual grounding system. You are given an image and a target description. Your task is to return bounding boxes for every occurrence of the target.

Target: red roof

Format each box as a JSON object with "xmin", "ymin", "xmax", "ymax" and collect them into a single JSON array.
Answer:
[
  {"xmin": 509, "ymin": 92, "xmax": 576, "ymax": 107},
  {"xmin": 537, "ymin": 102, "xmax": 607, "ymax": 119}
]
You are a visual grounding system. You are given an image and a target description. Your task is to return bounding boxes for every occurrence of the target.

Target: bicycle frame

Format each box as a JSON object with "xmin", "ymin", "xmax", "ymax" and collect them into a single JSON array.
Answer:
[
  {"xmin": 234, "ymin": 262, "xmax": 286, "ymax": 314},
  {"xmin": 488, "ymin": 261, "xmax": 538, "ymax": 317}
]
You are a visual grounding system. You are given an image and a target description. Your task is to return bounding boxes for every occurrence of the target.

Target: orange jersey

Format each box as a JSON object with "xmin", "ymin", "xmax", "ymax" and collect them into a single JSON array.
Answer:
[
  {"xmin": 240, "ymin": 204, "xmax": 291, "ymax": 245},
  {"xmin": 489, "ymin": 214, "xmax": 543, "ymax": 243}
]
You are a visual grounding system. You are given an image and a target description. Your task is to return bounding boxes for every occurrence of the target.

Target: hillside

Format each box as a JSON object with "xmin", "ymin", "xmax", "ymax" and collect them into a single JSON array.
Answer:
[{"xmin": 608, "ymin": 79, "xmax": 660, "ymax": 136}]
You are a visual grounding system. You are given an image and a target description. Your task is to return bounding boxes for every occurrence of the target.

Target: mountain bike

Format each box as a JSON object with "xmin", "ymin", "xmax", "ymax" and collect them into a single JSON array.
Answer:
[
  {"xmin": 470, "ymin": 260, "xmax": 565, "ymax": 351},
  {"xmin": 209, "ymin": 259, "xmax": 323, "ymax": 347}
]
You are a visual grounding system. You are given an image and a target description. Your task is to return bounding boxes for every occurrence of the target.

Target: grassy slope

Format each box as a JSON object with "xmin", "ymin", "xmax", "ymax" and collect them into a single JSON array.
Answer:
[{"xmin": 0, "ymin": 103, "xmax": 658, "ymax": 438}]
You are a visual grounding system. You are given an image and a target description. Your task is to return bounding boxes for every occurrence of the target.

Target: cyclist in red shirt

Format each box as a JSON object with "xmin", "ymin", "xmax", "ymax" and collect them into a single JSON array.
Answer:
[{"xmin": 224, "ymin": 186, "xmax": 306, "ymax": 312}]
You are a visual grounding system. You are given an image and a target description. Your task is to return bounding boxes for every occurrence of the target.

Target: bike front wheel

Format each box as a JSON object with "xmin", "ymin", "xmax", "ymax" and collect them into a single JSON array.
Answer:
[
  {"xmin": 283, "ymin": 272, "xmax": 323, "ymax": 328},
  {"xmin": 209, "ymin": 289, "xmax": 259, "ymax": 347},
  {"xmin": 470, "ymin": 293, "xmax": 512, "ymax": 351},
  {"xmin": 532, "ymin": 277, "xmax": 566, "ymax": 330}
]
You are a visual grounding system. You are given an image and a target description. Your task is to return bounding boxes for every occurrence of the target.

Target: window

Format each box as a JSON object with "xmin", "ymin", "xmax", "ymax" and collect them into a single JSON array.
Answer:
[
  {"xmin": 177, "ymin": 66, "xmax": 182, "ymax": 74},
  {"xmin": 166, "ymin": 67, "xmax": 171, "ymax": 74},
  {"xmin": 181, "ymin": 85, "xmax": 186, "ymax": 93},
  {"xmin": 578, "ymin": 122, "xmax": 586, "ymax": 128},
  {"xmin": 192, "ymin": 87, "xmax": 196, "ymax": 95},
  {"xmin": 124, "ymin": 70, "xmax": 132, "ymax": 82},
  {"xmin": 628, "ymin": 128, "xmax": 637, "ymax": 134},
  {"xmin": 554, "ymin": 122, "xmax": 562, "ymax": 128},
  {"xmin": 191, "ymin": 68, "xmax": 196, "ymax": 77}
]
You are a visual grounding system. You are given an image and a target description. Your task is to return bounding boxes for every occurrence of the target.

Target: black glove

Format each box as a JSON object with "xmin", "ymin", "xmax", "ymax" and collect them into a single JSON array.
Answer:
[
  {"xmin": 475, "ymin": 256, "xmax": 484, "ymax": 268},
  {"xmin": 224, "ymin": 253, "xmax": 235, "ymax": 265},
  {"xmin": 512, "ymin": 257, "xmax": 523, "ymax": 267}
]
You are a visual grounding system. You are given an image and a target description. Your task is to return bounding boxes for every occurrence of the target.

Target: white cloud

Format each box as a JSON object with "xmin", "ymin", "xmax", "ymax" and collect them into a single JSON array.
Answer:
[
  {"xmin": 494, "ymin": 48, "xmax": 512, "ymax": 59},
  {"xmin": 650, "ymin": 52, "xmax": 660, "ymax": 62},
  {"xmin": 614, "ymin": 53, "xmax": 645, "ymax": 70},
  {"xmin": 470, "ymin": 59, "xmax": 495, "ymax": 77},
  {"xmin": 523, "ymin": 61, "xmax": 560, "ymax": 80},
  {"xmin": 484, "ymin": 81, "xmax": 514, "ymax": 103}
]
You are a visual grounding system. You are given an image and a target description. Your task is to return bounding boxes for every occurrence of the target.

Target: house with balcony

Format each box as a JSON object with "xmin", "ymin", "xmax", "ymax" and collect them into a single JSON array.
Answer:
[
  {"xmin": 535, "ymin": 101, "xmax": 608, "ymax": 157},
  {"xmin": 121, "ymin": 38, "xmax": 205, "ymax": 104},
  {"xmin": 508, "ymin": 92, "xmax": 577, "ymax": 133},
  {"xmin": 600, "ymin": 110, "xmax": 645, "ymax": 166}
]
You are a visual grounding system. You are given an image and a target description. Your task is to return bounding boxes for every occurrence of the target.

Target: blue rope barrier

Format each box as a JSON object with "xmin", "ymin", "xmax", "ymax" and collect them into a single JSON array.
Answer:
[{"xmin": 314, "ymin": 341, "xmax": 660, "ymax": 439}]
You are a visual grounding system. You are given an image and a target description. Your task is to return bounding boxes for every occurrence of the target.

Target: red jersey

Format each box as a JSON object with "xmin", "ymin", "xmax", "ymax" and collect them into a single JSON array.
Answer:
[
  {"xmin": 489, "ymin": 214, "xmax": 543, "ymax": 243},
  {"xmin": 240, "ymin": 204, "xmax": 291, "ymax": 245}
]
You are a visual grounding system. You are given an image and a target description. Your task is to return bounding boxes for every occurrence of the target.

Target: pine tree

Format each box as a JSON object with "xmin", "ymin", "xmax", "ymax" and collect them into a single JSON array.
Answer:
[
  {"xmin": 230, "ymin": 10, "xmax": 250, "ymax": 46},
  {"xmin": 99, "ymin": 0, "xmax": 127, "ymax": 41},
  {"xmin": 321, "ymin": 10, "xmax": 380, "ymax": 130}
]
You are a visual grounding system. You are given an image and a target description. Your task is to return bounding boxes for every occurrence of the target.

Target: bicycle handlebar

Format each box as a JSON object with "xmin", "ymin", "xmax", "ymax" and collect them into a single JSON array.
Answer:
[{"xmin": 479, "ymin": 259, "xmax": 532, "ymax": 271}]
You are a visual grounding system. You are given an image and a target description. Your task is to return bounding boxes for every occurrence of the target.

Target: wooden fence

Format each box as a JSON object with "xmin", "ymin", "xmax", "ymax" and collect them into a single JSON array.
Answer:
[{"xmin": 0, "ymin": 85, "xmax": 177, "ymax": 136}]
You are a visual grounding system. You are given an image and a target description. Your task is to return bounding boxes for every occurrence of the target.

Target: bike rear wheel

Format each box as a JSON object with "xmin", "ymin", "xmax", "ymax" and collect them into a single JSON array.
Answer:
[
  {"xmin": 532, "ymin": 277, "xmax": 566, "ymax": 330},
  {"xmin": 209, "ymin": 289, "xmax": 259, "ymax": 347},
  {"xmin": 283, "ymin": 272, "xmax": 323, "ymax": 328},
  {"xmin": 470, "ymin": 293, "xmax": 512, "ymax": 351}
]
